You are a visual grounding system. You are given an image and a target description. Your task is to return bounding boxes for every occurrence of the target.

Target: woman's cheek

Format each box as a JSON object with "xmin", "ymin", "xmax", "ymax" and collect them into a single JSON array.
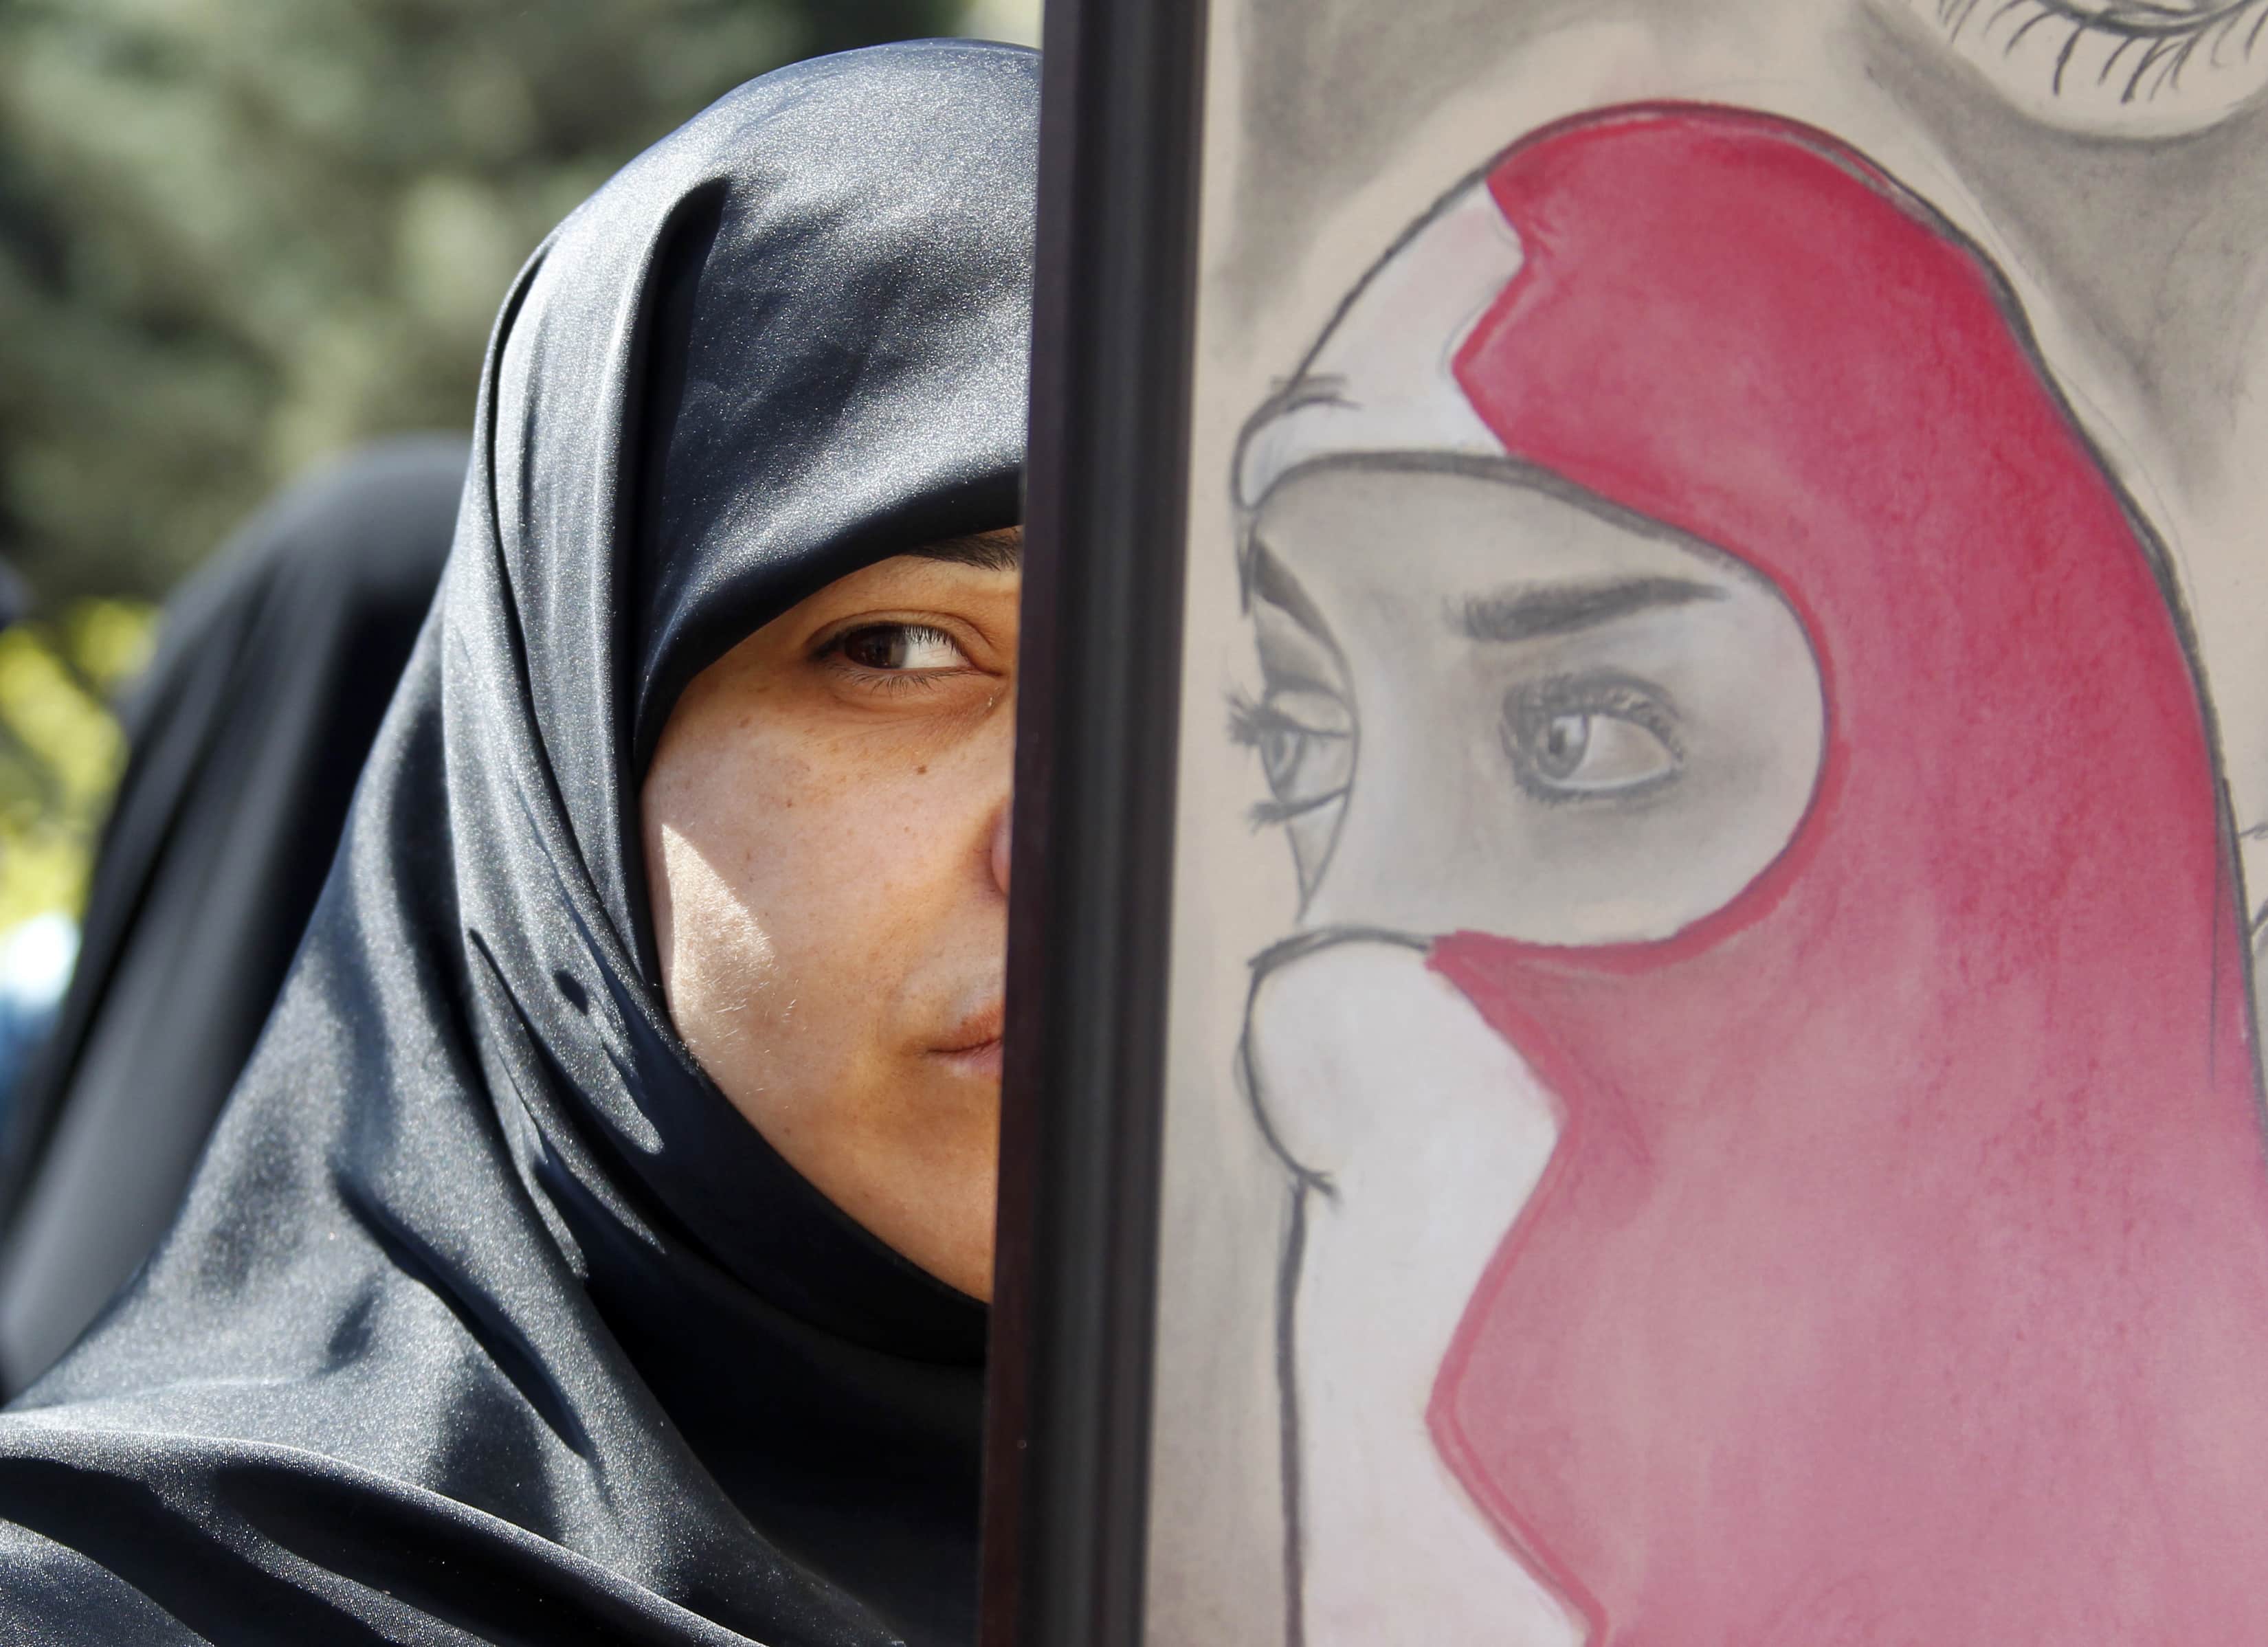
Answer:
[{"xmin": 649, "ymin": 820, "xmax": 785, "ymax": 1097}]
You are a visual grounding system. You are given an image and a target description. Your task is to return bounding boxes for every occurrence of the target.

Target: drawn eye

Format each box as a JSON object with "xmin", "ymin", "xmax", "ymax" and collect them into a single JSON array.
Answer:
[
  {"xmin": 1232, "ymin": 687, "xmax": 1355, "ymax": 821},
  {"xmin": 1886, "ymin": 0, "xmax": 2268, "ymax": 135},
  {"xmin": 1504, "ymin": 676, "xmax": 1682, "ymax": 802}
]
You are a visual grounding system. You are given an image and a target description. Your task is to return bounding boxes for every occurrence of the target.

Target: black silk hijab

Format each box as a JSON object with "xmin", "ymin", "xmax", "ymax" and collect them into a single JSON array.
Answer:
[
  {"xmin": 0, "ymin": 435, "xmax": 467, "ymax": 1397},
  {"xmin": 0, "ymin": 41, "xmax": 1032, "ymax": 1647}
]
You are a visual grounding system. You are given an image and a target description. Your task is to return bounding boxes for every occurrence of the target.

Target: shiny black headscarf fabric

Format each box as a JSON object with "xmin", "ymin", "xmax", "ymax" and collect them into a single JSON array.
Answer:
[
  {"xmin": 0, "ymin": 435, "xmax": 467, "ymax": 1398},
  {"xmin": 0, "ymin": 41, "xmax": 1033, "ymax": 1647}
]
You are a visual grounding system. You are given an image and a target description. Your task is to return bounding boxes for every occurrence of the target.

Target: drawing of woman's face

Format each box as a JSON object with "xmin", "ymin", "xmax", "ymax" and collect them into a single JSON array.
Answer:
[
  {"xmin": 1218, "ymin": 100, "xmax": 2268, "ymax": 1647},
  {"xmin": 1243, "ymin": 462, "xmax": 1825, "ymax": 942},
  {"xmin": 1152, "ymin": 8, "xmax": 2268, "ymax": 1637}
]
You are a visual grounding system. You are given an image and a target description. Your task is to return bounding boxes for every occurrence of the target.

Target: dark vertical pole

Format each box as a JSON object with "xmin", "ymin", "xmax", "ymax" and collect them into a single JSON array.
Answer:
[{"xmin": 978, "ymin": 0, "xmax": 1208, "ymax": 1643}]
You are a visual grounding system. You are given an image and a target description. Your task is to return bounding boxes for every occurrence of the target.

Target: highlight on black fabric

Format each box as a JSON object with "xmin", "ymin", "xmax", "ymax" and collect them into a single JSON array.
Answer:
[
  {"xmin": 0, "ymin": 434, "xmax": 467, "ymax": 1397},
  {"xmin": 0, "ymin": 41, "xmax": 1035, "ymax": 1647}
]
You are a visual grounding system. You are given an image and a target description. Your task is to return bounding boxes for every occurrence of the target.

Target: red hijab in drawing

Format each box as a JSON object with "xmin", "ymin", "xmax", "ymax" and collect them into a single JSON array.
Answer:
[{"xmin": 1281, "ymin": 107, "xmax": 2268, "ymax": 1642}]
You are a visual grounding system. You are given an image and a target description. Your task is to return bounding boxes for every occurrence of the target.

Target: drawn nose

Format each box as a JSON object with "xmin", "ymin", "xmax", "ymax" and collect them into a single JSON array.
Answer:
[{"xmin": 1244, "ymin": 935, "xmax": 1557, "ymax": 1180}]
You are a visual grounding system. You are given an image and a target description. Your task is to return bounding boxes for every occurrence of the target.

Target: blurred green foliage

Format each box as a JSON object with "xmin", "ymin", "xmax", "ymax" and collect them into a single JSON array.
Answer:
[
  {"xmin": 0, "ymin": 598, "xmax": 154, "ymax": 931},
  {"xmin": 0, "ymin": 0, "xmax": 966, "ymax": 606}
]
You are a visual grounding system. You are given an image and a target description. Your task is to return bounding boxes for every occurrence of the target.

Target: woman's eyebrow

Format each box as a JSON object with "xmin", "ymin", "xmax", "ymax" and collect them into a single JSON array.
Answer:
[
  {"xmin": 913, "ymin": 528, "xmax": 1023, "ymax": 572},
  {"xmin": 1456, "ymin": 576, "xmax": 1723, "ymax": 644}
]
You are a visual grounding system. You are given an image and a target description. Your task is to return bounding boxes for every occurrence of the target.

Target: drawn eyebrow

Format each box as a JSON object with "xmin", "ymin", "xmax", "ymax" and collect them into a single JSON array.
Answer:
[
  {"xmin": 1456, "ymin": 576, "xmax": 1724, "ymax": 643},
  {"xmin": 1244, "ymin": 540, "xmax": 1350, "ymax": 695},
  {"xmin": 1247, "ymin": 539, "xmax": 1338, "ymax": 647}
]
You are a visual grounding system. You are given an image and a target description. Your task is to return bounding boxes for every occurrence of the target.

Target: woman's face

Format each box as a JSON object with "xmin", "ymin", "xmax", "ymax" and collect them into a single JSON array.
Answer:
[
  {"xmin": 1244, "ymin": 465, "xmax": 1823, "ymax": 941},
  {"xmin": 642, "ymin": 530, "xmax": 1020, "ymax": 1300}
]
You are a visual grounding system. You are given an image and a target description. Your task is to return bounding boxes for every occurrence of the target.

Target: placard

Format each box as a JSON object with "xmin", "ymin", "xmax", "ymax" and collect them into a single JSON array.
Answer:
[{"xmin": 992, "ymin": 5, "xmax": 2268, "ymax": 1643}]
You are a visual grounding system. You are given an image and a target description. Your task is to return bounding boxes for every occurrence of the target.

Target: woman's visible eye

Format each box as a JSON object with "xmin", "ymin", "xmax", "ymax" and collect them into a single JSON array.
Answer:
[
  {"xmin": 1886, "ymin": 0, "xmax": 2268, "ymax": 135},
  {"xmin": 1231, "ymin": 686, "xmax": 1355, "ymax": 823},
  {"xmin": 827, "ymin": 622, "xmax": 971, "ymax": 674},
  {"xmin": 1504, "ymin": 675, "xmax": 1682, "ymax": 803}
]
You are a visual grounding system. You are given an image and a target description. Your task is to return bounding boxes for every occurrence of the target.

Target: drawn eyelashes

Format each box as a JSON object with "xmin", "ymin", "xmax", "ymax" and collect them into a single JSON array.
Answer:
[
  {"xmin": 1896, "ymin": 0, "xmax": 2268, "ymax": 132},
  {"xmin": 1936, "ymin": 0, "xmax": 2268, "ymax": 100}
]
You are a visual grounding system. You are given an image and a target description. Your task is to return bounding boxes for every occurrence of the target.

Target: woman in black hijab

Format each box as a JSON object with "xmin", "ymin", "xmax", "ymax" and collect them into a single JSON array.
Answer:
[
  {"xmin": 0, "ymin": 434, "xmax": 467, "ymax": 1396},
  {"xmin": 0, "ymin": 39, "xmax": 1033, "ymax": 1647}
]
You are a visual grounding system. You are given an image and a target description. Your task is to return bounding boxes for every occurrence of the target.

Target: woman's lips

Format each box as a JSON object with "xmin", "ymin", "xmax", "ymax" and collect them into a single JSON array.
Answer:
[
  {"xmin": 932, "ymin": 1000, "xmax": 1005, "ymax": 1079},
  {"xmin": 935, "ymin": 1038, "xmax": 1004, "ymax": 1079}
]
